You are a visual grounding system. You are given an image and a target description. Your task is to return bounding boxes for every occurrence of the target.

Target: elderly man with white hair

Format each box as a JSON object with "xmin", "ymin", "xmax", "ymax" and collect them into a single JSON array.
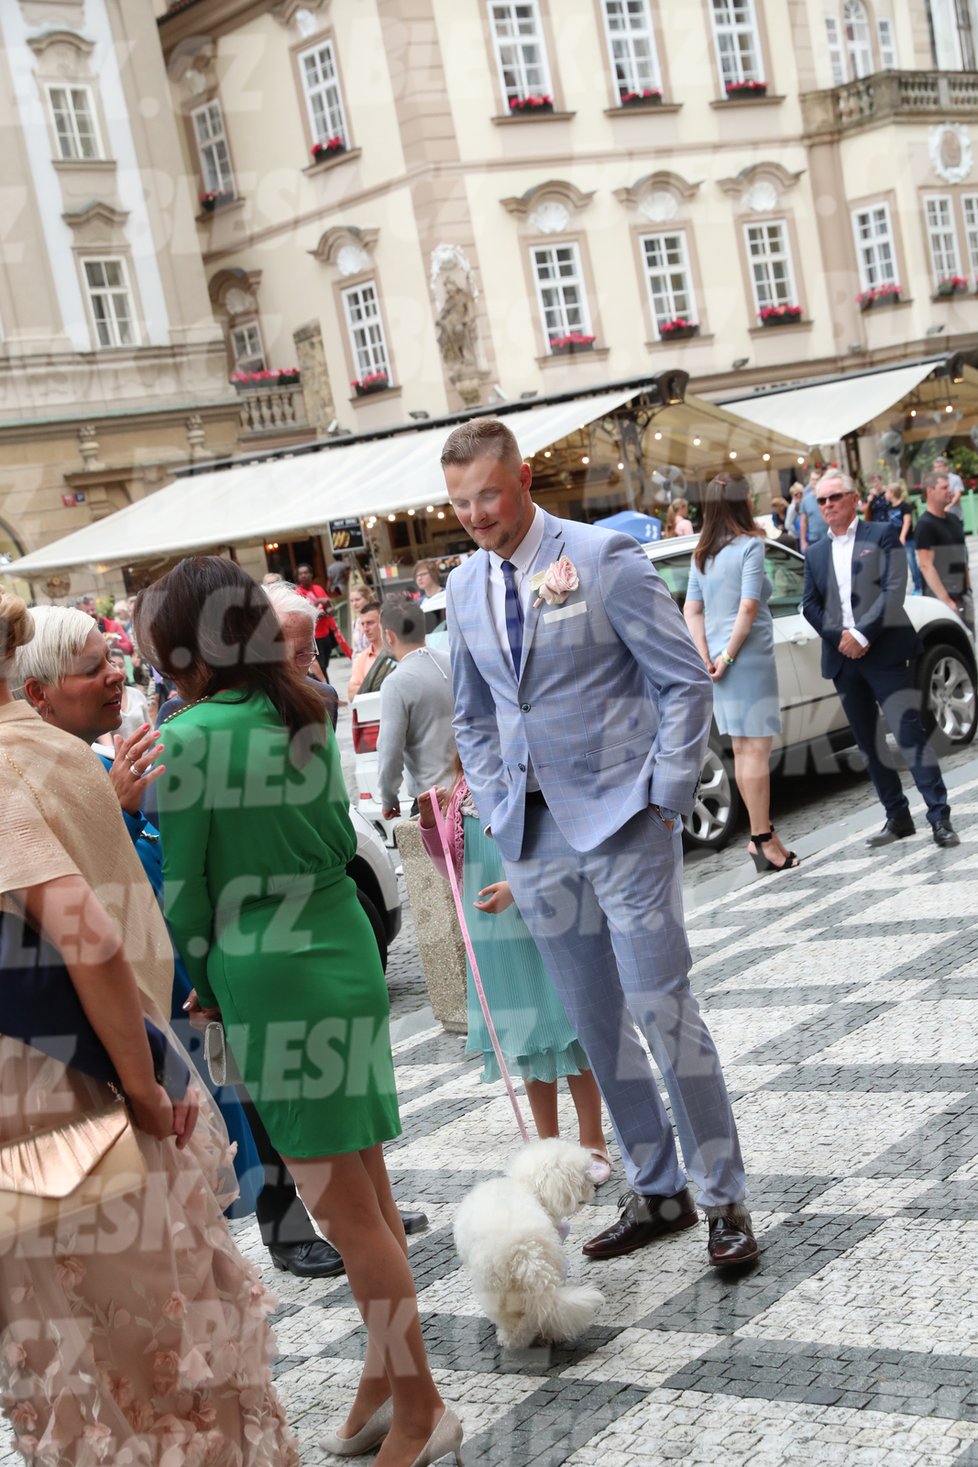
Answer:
[{"xmin": 263, "ymin": 578, "xmax": 339, "ymax": 729}]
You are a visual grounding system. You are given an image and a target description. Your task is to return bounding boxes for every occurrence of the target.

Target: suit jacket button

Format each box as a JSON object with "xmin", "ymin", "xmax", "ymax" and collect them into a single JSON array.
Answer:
[
  {"xmin": 520, "ymin": 703, "xmax": 531, "ymax": 712},
  {"xmin": 518, "ymin": 762, "xmax": 526, "ymax": 772}
]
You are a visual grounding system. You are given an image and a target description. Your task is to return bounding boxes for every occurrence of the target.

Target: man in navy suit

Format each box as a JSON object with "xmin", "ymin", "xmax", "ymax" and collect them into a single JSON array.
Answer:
[{"xmin": 802, "ymin": 472, "xmax": 958, "ymax": 848}]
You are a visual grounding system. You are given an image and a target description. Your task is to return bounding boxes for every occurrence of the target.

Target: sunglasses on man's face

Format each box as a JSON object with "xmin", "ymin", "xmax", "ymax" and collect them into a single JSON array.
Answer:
[{"xmin": 815, "ymin": 492, "xmax": 849, "ymax": 506}]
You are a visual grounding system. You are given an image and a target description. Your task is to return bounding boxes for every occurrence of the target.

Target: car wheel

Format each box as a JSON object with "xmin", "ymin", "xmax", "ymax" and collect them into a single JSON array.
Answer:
[
  {"xmin": 683, "ymin": 736, "xmax": 742, "ymax": 851},
  {"xmin": 917, "ymin": 642, "xmax": 978, "ymax": 751},
  {"xmin": 357, "ymin": 890, "xmax": 389, "ymax": 972}
]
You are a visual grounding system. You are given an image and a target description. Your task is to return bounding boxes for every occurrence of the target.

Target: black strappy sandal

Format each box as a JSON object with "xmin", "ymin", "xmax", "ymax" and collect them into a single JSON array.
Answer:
[{"xmin": 748, "ymin": 830, "xmax": 800, "ymax": 873}]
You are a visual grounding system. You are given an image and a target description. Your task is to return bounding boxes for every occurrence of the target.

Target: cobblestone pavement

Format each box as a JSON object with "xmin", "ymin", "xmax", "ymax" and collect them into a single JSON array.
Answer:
[{"xmin": 4, "ymin": 645, "xmax": 978, "ymax": 1466}]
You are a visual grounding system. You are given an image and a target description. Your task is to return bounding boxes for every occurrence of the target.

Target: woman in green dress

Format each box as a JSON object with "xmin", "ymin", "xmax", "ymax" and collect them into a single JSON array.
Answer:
[{"xmin": 135, "ymin": 557, "xmax": 461, "ymax": 1467}]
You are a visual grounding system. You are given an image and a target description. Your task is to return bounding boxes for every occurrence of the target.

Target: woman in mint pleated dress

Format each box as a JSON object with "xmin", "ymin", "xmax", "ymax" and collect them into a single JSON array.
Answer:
[
  {"xmin": 136, "ymin": 557, "xmax": 461, "ymax": 1467},
  {"xmin": 419, "ymin": 770, "xmax": 611, "ymax": 1184}
]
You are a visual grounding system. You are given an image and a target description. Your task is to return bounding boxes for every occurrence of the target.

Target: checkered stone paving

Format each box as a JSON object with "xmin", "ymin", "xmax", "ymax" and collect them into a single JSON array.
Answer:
[{"xmin": 4, "ymin": 773, "xmax": 978, "ymax": 1466}]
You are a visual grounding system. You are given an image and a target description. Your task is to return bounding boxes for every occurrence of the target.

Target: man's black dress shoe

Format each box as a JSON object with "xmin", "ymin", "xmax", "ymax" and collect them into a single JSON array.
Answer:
[
  {"xmin": 932, "ymin": 820, "xmax": 960, "ymax": 848},
  {"xmin": 268, "ymin": 1239, "xmax": 346, "ymax": 1279},
  {"xmin": 866, "ymin": 816, "xmax": 915, "ymax": 848},
  {"xmin": 582, "ymin": 1188, "xmax": 697, "ymax": 1259},
  {"xmin": 399, "ymin": 1209, "xmax": 429, "ymax": 1235},
  {"xmin": 706, "ymin": 1208, "xmax": 759, "ymax": 1267}
]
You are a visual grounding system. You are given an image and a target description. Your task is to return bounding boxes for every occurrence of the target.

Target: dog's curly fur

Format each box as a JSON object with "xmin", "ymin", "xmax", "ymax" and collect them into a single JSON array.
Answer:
[{"xmin": 453, "ymin": 1139, "xmax": 604, "ymax": 1349}]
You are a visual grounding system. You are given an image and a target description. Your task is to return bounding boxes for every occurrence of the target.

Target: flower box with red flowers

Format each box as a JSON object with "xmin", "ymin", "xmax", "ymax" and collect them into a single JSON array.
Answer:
[
  {"xmin": 658, "ymin": 317, "xmax": 699, "ymax": 341},
  {"xmin": 758, "ymin": 304, "xmax": 803, "ymax": 326},
  {"xmin": 199, "ymin": 190, "xmax": 235, "ymax": 212},
  {"xmin": 620, "ymin": 88, "xmax": 663, "ymax": 108},
  {"xmin": 352, "ymin": 371, "xmax": 390, "ymax": 396},
  {"xmin": 549, "ymin": 332, "xmax": 596, "ymax": 355},
  {"xmin": 936, "ymin": 276, "xmax": 969, "ymax": 297},
  {"xmin": 856, "ymin": 283, "xmax": 902, "ymax": 310},
  {"xmin": 725, "ymin": 79, "xmax": 767, "ymax": 99},
  {"xmin": 508, "ymin": 94, "xmax": 553, "ymax": 114},
  {"xmin": 230, "ymin": 368, "xmax": 301, "ymax": 389},
  {"xmin": 311, "ymin": 136, "xmax": 347, "ymax": 163}
]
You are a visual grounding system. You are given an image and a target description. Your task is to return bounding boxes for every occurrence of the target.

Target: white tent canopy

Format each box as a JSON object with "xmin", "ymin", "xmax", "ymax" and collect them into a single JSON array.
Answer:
[
  {"xmin": 717, "ymin": 359, "xmax": 944, "ymax": 447},
  {"xmin": 6, "ymin": 382, "xmax": 808, "ymax": 577}
]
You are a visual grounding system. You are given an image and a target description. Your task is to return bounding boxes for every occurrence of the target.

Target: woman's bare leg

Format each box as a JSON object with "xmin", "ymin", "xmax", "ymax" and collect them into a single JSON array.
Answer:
[
  {"xmin": 524, "ymin": 1077, "xmax": 559, "ymax": 1138},
  {"xmin": 284, "ymin": 1146, "xmax": 444, "ymax": 1467},
  {"xmin": 566, "ymin": 1068, "xmax": 607, "ymax": 1154},
  {"xmin": 733, "ymin": 736, "xmax": 791, "ymax": 865}
]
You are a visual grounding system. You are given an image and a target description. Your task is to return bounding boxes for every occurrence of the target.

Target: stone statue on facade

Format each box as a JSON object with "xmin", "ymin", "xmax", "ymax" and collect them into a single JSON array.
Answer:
[{"xmin": 430, "ymin": 245, "xmax": 489, "ymax": 406}]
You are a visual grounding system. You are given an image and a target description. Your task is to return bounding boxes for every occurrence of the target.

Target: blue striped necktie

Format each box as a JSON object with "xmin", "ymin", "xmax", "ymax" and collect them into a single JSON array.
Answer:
[{"xmin": 501, "ymin": 560, "xmax": 524, "ymax": 675}]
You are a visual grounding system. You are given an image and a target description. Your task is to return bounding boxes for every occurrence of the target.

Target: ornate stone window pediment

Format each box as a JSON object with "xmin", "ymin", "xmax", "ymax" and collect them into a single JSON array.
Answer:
[
  {"xmin": 271, "ymin": 0, "xmax": 328, "ymax": 33},
  {"xmin": 614, "ymin": 171, "xmax": 701, "ymax": 225},
  {"xmin": 27, "ymin": 29, "xmax": 95, "ymax": 62},
  {"xmin": 63, "ymin": 201, "xmax": 129, "ymax": 245},
  {"xmin": 166, "ymin": 36, "xmax": 217, "ymax": 107},
  {"xmin": 209, "ymin": 267, "xmax": 263, "ymax": 317},
  {"xmin": 501, "ymin": 180, "xmax": 595, "ymax": 233},
  {"xmin": 716, "ymin": 162, "xmax": 804, "ymax": 212},
  {"xmin": 310, "ymin": 226, "xmax": 379, "ymax": 276}
]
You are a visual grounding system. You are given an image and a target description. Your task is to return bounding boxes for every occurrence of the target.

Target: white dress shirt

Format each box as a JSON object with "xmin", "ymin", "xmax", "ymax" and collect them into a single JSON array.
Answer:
[
  {"xmin": 487, "ymin": 504, "xmax": 546, "ymax": 792},
  {"xmin": 829, "ymin": 519, "xmax": 868, "ymax": 648},
  {"xmin": 487, "ymin": 504, "xmax": 546, "ymax": 659}
]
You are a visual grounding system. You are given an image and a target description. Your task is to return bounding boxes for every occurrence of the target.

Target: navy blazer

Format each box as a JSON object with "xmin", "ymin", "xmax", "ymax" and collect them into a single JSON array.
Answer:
[{"xmin": 802, "ymin": 520, "xmax": 921, "ymax": 679}]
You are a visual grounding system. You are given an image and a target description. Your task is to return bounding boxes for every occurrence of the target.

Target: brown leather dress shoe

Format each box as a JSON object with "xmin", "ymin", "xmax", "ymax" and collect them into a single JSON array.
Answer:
[
  {"xmin": 706, "ymin": 1208, "xmax": 759, "ymax": 1267},
  {"xmin": 582, "ymin": 1188, "xmax": 698, "ymax": 1259}
]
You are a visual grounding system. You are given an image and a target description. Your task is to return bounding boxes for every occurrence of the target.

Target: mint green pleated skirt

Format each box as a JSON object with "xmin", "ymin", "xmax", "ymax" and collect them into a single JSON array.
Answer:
[{"xmin": 461, "ymin": 816, "xmax": 590, "ymax": 1084}]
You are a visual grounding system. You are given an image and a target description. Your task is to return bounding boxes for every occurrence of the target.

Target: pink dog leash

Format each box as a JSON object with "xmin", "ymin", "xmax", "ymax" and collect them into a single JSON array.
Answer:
[{"xmin": 428, "ymin": 786, "xmax": 531, "ymax": 1143}]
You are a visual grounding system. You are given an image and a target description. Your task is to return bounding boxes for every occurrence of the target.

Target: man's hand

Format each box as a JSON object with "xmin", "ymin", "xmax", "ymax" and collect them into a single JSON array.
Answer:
[
  {"xmin": 473, "ymin": 881, "xmax": 514, "ymax": 914},
  {"xmin": 650, "ymin": 805, "xmax": 675, "ymax": 832},
  {"xmin": 416, "ymin": 788, "xmax": 449, "ymax": 829},
  {"xmin": 838, "ymin": 630, "xmax": 868, "ymax": 660},
  {"xmin": 110, "ymin": 724, "xmax": 165, "ymax": 814},
  {"xmin": 382, "ymin": 805, "xmax": 400, "ymax": 821}
]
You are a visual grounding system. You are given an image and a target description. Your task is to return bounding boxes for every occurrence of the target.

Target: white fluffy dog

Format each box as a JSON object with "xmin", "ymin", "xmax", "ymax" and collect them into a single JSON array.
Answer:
[{"xmin": 453, "ymin": 1138, "xmax": 604, "ymax": 1349}]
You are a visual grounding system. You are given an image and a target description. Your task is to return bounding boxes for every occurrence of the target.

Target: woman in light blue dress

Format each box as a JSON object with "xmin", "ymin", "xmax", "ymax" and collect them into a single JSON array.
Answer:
[{"xmin": 684, "ymin": 473, "xmax": 800, "ymax": 874}]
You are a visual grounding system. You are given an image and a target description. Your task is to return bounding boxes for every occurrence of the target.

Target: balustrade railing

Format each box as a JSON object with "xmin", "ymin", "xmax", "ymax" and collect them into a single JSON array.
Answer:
[
  {"xmin": 803, "ymin": 69, "xmax": 978, "ymax": 136},
  {"xmin": 236, "ymin": 384, "xmax": 306, "ymax": 435}
]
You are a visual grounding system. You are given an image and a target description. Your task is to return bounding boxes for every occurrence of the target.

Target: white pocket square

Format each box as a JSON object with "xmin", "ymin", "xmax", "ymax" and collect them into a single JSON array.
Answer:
[{"xmin": 543, "ymin": 601, "xmax": 587, "ymax": 623}]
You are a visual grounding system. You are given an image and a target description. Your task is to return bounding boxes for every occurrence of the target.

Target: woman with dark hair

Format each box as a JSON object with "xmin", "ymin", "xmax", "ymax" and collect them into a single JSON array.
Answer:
[
  {"xmin": 683, "ymin": 475, "xmax": 799, "ymax": 874},
  {"xmin": 134, "ymin": 558, "xmax": 460, "ymax": 1467}
]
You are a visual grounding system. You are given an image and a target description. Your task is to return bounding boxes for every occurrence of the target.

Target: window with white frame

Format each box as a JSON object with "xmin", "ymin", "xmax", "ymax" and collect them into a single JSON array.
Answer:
[
  {"xmin": 341, "ymin": 281, "xmax": 391, "ymax": 383},
  {"xmin": 851, "ymin": 203, "xmax": 898, "ymax": 289},
  {"xmin": 83, "ymin": 259, "xmax": 136, "ymax": 348},
  {"xmin": 963, "ymin": 194, "xmax": 978, "ymax": 276},
  {"xmin": 299, "ymin": 40, "xmax": 349, "ymax": 147},
  {"xmin": 927, "ymin": 0, "xmax": 978, "ymax": 70},
  {"xmin": 530, "ymin": 243, "xmax": 591, "ymax": 346},
  {"xmin": 710, "ymin": 0, "xmax": 763, "ymax": 86},
  {"xmin": 192, "ymin": 100, "xmax": 234, "ymax": 196},
  {"xmin": 744, "ymin": 221, "xmax": 797, "ymax": 312},
  {"xmin": 488, "ymin": 1, "xmax": 553, "ymax": 104},
  {"xmin": 602, "ymin": 0, "xmax": 661, "ymax": 100},
  {"xmin": 641, "ymin": 231, "xmax": 697, "ymax": 331},
  {"xmin": 844, "ymin": 0, "xmax": 873, "ymax": 77},
  {"xmin": 877, "ymin": 17, "xmax": 898, "ymax": 67},
  {"xmin": 48, "ymin": 85, "xmax": 101, "ymax": 161},
  {"xmin": 925, "ymin": 196, "xmax": 962, "ymax": 283},
  {"xmin": 825, "ymin": 17, "xmax": 847, "ymax": 83},
  {"xmin": 230, "ymin": 321, "xmax": 265, "ymax": 372}
]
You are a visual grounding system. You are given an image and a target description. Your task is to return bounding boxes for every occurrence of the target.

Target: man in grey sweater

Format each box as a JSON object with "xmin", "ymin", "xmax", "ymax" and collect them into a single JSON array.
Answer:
[{"xmin": 378, "ymin": 596, "xmax": 457, "ymax": 818}]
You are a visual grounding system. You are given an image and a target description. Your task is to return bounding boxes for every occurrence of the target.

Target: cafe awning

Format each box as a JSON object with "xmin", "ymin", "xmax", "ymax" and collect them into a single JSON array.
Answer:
[
  {"xmin": 6, "ymin": 378, "xmax": 808, "ymax": 577},
  {"xmin": 716, "ymin": 356, "xmax": 955, "ymax": 447}
]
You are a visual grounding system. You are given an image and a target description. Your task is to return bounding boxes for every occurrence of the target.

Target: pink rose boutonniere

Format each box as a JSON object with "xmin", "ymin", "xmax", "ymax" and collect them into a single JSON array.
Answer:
[{"xmin": 532, "ymin": 556, "xmax": 579, "ymax": 608}]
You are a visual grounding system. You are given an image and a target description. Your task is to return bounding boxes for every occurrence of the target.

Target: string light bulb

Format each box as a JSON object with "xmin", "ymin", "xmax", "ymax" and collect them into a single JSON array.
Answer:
[
  {"xmin": 437, "ymin": 510, "xmax": 445, "ymax": 519},
  {"xmin": 762, "ymin": 453, "xmax": 771, "ymax": 462},
  {"xmin": 692, "ymin": 437, "xmax": 701, "ymax": 446},
  {"xmin": 654, "ymin": 431, "xmax": 663, "ymax": 441},
  {"xmin": 729, "ymin": 451, "xmax": 738, "ymax": 460},
  {"xmin": 581, "ymin": 455, "xmax": 589, "ymax": 465},
  {"xmin": 387, "ymin": 513, "xmax": 396, "ymax": 522},
  {"xmin": 426, "ymin": 504, "xmax": 435, "ymax": 512}
]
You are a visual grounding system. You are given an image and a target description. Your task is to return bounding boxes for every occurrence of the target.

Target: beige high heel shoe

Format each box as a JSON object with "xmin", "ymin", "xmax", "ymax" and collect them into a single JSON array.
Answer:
[
  {"xmin": 408, "ymin": 1408, "xmax": 464, "ymax": 1467},
  {"xmin": 322, "ymin": 1400, "xmax": 393, "ymax": 1457}
]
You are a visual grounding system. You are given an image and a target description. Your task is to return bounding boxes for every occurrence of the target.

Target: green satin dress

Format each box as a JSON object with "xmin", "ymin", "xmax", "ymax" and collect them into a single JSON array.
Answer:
[{"xmin": 158, "ymin": 691, "xmax": 400, "ymax": 1158}]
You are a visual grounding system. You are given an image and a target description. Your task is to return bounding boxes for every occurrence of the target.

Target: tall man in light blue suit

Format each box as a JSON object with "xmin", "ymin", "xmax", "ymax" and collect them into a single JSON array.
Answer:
[{"xmin": 442, "ymin": 418, "xmax": 756, "ymax": 1268}]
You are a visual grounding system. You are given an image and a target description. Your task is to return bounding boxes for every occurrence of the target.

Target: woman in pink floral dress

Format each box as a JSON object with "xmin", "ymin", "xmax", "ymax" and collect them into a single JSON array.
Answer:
[{"xmin": 0, "ymin": 594, "xmax": 298, "ymax": 1467}]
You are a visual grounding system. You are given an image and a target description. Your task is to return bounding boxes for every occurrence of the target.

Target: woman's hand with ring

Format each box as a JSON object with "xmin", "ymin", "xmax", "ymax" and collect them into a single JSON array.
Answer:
[{"xmin": 110, "ymin": 723, "xmax": 165, "ymax": 814}]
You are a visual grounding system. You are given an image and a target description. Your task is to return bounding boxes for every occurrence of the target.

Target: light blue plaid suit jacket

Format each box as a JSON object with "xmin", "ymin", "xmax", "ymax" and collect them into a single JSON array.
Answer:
[{"xmin": 447, "ymin": 510, "xmax": 714, "ymax": 860}]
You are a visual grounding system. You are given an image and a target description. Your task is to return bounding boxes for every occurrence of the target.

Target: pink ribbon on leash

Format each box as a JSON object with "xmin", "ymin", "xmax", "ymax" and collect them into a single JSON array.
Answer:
[{"xmin": 428, "ymin": 786, "xmax": 531, "ymax": 1143}]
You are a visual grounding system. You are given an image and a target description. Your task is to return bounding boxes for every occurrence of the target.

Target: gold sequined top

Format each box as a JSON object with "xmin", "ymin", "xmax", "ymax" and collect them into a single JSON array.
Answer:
[{"xmin": 0, "ymin": 701, "xmax": 173, "ymax": 1015}]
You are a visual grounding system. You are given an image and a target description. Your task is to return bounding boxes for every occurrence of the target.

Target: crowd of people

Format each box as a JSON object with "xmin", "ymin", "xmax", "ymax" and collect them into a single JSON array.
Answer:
[{"xmin": 0, "ymin": 418, "xmax": 970, "ymax": 1464}]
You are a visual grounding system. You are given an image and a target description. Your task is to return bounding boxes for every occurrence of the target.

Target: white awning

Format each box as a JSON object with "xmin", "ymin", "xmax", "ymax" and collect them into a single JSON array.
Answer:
[
  {"xmin": 5, "ymin": 382, "xmax": 808, "ymax": 577},
  {"xmin": 717, "ymin": 359, "xmax": 944, "ymax": 447}
]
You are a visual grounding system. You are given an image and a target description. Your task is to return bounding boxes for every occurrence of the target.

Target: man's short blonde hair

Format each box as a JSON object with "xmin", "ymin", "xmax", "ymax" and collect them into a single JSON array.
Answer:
[
  {"xmin": 818, "ymin": 471, "xmax": 856, "ymax": 496},
  {"xmin": 440, "ymin": 416, "xmax": 522, "ymax": 472}
]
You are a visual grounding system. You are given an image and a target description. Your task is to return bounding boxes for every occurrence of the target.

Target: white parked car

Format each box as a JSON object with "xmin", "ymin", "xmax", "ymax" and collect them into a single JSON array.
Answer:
[
  {"xmin": 348, "ymin": 803, "xmax": 401, "ymax": 966},
  {"xmin": 647, "ymin": 536, "xmax": 977, "ymax": 849},
  {"xmin": 352, "ymin": 590, "xmax": 448, "ymax": 844}
]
